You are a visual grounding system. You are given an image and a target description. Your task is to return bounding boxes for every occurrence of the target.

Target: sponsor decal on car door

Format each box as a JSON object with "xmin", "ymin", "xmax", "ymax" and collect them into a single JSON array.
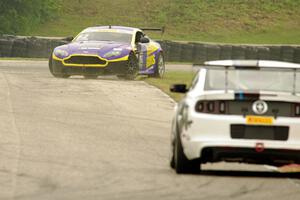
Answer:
[
  {"xmin": 146, "ymin": 43, "xmax": 159, "ymax": 68},
  {"xmin": 138, "ymin": 42, "xmax": 159, "ymax": 70}
]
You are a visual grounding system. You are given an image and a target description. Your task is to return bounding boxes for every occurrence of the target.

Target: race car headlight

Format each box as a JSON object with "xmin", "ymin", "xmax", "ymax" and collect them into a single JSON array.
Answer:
[
  {"xmin": 54, "ymin": 49, "xmax": 69, "ymax": 58},
  {"xmin": 104, "ymin": 50, "xmax": 122, "ymax": 58}
]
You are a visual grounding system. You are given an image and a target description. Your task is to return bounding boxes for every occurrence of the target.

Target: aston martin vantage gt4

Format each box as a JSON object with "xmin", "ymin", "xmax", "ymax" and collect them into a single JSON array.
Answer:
[{"xmin": 49, "ymin": 26, "xmax": 165, "ymax": 79}]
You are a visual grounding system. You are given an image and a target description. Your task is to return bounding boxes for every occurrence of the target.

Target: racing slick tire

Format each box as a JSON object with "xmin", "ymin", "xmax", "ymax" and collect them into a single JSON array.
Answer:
[
  {"xmin": 170, "ymin": 145, "xmax": 175, "ymax": 169},
  {"xmin": 49, "ymin": 56, "xmax": 70, "ymax": 78},
  {"xmin": 124, "ymin": 52, "xmax": 139, "ymax": 80},
  {"xmin": 174, "ymin": 130, "xmax": 201, "ymax": 174},
  {"xmin": 151, "ymin": 53, "xmax": 165, "ymax": 78}
]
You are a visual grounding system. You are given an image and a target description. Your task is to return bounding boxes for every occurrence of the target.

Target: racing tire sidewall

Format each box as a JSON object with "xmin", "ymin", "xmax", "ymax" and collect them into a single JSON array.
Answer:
[
  {"xmin": 49, "ymin": 56, "xmax": 55, "ymax": 75},
  {"xmin": 151, "ymin": 53, "xmax": 165, "ymax": 78},
  {"xmin": 49, "ymin": 54, "xmax": 70, "ymax": 78},
  {"xmin": 125, "ymin": 52, "xmax": 139, "ymax": 80}
]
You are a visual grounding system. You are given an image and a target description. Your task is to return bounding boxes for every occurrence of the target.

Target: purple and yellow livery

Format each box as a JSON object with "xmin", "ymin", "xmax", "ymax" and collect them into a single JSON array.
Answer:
[{"xmin": 49, "ymin": 26, "xmax": 165, "ymax": 79}]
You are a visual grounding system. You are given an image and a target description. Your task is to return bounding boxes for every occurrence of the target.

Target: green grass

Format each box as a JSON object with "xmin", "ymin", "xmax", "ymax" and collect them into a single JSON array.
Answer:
[
  {"xmin": 28, "ymin": 0, "xmax": 300, "ymax": 44},
  {"xmin": 141, "ymin": 71, "xmax": 195, "ymax": 102}
]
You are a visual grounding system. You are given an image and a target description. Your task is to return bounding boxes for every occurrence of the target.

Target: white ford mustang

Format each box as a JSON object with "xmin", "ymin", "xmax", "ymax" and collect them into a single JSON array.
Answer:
[{"xmin": 170, "ymin": 60, "xmax": 300, "ymax": 174}]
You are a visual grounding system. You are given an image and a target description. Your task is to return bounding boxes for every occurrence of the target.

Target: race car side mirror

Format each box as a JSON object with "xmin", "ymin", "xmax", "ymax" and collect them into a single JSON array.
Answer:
[
  {"xmin": 170, "ymin": 84, "xmax": 188, "ymax": 93},
  {"xmin": 140, "ymin": 37, "xmax": 150, "ymax": 43},
  {"xmin": 64, "ymin": 36, "xmax": 74, "ymax": 42}
]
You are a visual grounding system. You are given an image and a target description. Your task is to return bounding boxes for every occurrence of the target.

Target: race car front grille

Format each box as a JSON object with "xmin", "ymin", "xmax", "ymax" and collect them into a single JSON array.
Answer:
[
  {"xmin": 231, "ymin": 125, "xmax": 289, "ymax": 141},
  {"xmin": 64, "ymin": 55, "xmax": 107, "ymax": 65}
]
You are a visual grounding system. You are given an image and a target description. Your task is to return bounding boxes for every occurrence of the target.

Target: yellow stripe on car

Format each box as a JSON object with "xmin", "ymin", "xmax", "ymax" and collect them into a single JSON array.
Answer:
[
  {"xmin": 52, "ymin": 53, "xmax": 63, "ymax": 61},
  {"xmin": 52, "ymin": 53, "xmax": 129, "ymax": 67}
]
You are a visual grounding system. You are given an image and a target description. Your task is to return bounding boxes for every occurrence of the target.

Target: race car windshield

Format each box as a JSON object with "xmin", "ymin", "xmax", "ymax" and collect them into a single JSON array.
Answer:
[
  {"xmin": 205, "ymin": 68, "xmax": 300, "ymax": 94},
  {"xmin": 75, "ymin": 31, "xmax": 132, "ymax": 43}
]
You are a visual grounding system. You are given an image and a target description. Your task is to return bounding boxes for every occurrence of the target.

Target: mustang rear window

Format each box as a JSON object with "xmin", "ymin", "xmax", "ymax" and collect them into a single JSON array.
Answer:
[
  {"xmin": 205, "ymin": 68, "xmax": 300, "ymax": 93},
  {"xmin": 75, "ymin": 32, "xmax": 132, "ymax": 43}
]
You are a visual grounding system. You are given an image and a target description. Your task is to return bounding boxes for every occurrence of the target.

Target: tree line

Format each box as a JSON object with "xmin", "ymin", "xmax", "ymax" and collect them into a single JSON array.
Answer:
[{"xmin": 0, "ymin": 0, "xmax": 61, "ymax": 34}]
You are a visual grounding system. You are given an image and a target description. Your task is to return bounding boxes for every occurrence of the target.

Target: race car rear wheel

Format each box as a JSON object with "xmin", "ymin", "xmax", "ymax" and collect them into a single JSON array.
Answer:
[
  {"xmin": 170, "ymin": 139, "xmax": 175, "ymax": 169},
  {"xmin": 174, "ymin": 131, "xmax": 200, "ymax": 174},
  {"xmin": 151, "ymin": 53, "xmax": 165, "ymax": 78},
  {"xmin": 124, "ymin": 52, "xmax": 139, "ymax": 80}
]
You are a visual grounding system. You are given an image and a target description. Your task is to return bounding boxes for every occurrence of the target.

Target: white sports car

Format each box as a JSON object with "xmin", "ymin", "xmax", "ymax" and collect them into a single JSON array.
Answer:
[{"xmin": 170, "ymin": 60, "xmax": 300, "ymax": 174}]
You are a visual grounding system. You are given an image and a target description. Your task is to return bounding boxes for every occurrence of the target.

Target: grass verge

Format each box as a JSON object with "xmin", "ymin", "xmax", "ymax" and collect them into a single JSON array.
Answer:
[
  {"xmin": 140, "ymin": 71, "xmax": 195, "ymax": 102},
  {"xmin": 29, "ymin": 0, "xmax": 300, "ymax": 44}
]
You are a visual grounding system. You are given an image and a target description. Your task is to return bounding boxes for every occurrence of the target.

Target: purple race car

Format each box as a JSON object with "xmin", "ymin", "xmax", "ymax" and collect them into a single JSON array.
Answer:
[{"xmin": 49, "ymin": 26, "xmax": 165, "ymax": 79}]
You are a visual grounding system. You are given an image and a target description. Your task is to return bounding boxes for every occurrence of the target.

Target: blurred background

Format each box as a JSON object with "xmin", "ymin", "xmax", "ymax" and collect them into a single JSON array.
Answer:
[{"xmin": 1, "ymin": 0, "xmax": 300, "ymax": 44}]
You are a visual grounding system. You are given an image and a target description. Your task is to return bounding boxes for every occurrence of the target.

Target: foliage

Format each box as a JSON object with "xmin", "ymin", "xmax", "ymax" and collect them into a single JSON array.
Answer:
[
  {"xmin": 0, "ymin": 0, "xmax": 61, "ymax": 34},
  {"xmin": 30, "ymin": 0, "xmax": 300, "ymax": 44},
  {"xmin": 2, "ymin": 0, "xmax": 300, "ymax": 44}
]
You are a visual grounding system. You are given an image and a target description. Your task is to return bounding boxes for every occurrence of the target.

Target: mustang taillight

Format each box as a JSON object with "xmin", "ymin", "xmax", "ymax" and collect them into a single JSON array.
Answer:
[
  {"xmin": 195, "ymin": 102, "xmax": 204, "ymax": 112},
  {"xmin": 219, "ymin": 101, "xmax": 226, "ymax": 113},
  {"xmin": 195, "ymin": 101, "xmax": 227, "ymax": 114},
  {"xmin": 295, "ymin": 104, "xmax": 300, "ymax": 116},
  {"xmin": 207, "ymin": 102, "xmax": 215, "ymax": 112}
]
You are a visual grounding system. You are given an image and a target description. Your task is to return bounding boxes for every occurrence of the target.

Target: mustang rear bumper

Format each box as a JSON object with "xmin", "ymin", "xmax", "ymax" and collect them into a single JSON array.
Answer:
[
  {"xmin": 51, "ymin": 59, "xmax": 128, "ymax": 75},
  {"xmin": 200, "ymin": 147, "xmax": 300, "ymax": 166},
  {"xmin": 181, "ymin": 113, "xmax": 300, "ymax": 165}
]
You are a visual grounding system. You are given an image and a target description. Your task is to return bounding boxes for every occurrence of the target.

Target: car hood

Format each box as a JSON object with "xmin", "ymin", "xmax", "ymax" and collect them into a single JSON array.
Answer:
[{"xmin": 54, "ymin": 41, "xmax": 132, "ymax": 60}]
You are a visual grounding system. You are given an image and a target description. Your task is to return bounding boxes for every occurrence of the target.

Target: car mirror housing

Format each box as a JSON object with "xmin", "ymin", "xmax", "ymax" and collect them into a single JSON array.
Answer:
[
  {"xmin": 64, "ymin": 36, "xmax": 74, "ymax": 42},
  {"xmin": 140, "ymin": 37, "xmax": 150, "ymax": 43},
  {"xmin": 170, "ymin": 84, "xmax": 188, "ymax": 93}
]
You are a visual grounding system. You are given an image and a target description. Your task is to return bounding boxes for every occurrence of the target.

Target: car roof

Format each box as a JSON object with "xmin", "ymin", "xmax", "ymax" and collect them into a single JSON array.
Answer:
[
  {"xmin": 203, "ymin": 60, "xmax": 300, "ymax": 69},
  {"xmin": 82, "ymin": 26, "xmax": 141, "ymax": 34}
]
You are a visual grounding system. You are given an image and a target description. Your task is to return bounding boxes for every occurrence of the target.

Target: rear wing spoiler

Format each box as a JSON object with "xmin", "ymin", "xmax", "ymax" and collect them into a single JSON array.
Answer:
[
  {"xmin": 141, "ymin": 27, "xmax": 165, "ymax": 36},
  {"xmin": 193, "ymin": 60, "xmax": 300, "ymax": 95},
  {"xmin": 193, "ymin": 60, "xmax": 300, "ymax": 70}
]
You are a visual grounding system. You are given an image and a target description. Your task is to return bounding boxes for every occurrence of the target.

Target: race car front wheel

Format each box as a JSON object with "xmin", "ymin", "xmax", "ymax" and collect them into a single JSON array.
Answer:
[
  {"xmin": 125, "ymin": 52, "xmax": 139, "ymax": 80},
  {"xmin": 49, "ymin": 56, "xmax": 70, "ymax": 78}
]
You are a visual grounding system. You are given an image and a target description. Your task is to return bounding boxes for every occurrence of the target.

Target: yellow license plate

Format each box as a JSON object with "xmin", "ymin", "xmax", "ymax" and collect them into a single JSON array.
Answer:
[{"xmin": 246, "ymin": 116, "xmax": 274, "ymax": 125}]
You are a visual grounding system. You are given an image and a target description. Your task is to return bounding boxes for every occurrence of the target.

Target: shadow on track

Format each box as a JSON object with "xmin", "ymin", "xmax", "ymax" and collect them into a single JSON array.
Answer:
[{"xmin": 198, "ymin": 170, "xmax": 300, "ymax": 179}]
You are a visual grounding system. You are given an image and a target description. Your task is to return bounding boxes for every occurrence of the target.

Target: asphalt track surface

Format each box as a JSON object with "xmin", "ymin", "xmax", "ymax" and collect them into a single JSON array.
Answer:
[{"xmin": 0, "ymin": 60, "xmax": 299, "ymax": 200}]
